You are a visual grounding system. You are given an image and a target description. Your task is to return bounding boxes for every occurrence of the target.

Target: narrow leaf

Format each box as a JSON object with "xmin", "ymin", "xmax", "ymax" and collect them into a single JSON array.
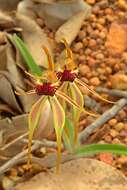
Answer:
[
  {"xmin": 62, "ymin": 132, "xmax": 73, "ymax": 153},
  {"xmin": 12, "ymin": 34, "xmax": 42, "ymax": 76},
  {"xmin": 65, "ymin": 117, "xmax": 75, "ymax": 146},
  {"xmin": 75, "ymin": 144, "xmax": 127, "ymax": 156},
  {"xmin": 63, "ymin": 117, "xmax": 75, "ymax": 153}
]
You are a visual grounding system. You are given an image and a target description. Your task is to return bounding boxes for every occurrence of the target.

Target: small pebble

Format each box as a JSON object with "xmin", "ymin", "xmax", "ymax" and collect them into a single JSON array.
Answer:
[
  {"xmin": 85, "ymin": 48, "xmax": 92, "ymax": 55},
  {"xmin": 79, "ymin": 65, "xmax": 90, "ymax": 76},
  {"xmin": 92, "ymin": 6, "xmax": 100, "ymax": 15},
  {"xmin": 98, "ymin": 153, "xmax": 113, "ymax": 165},
  {"xmin": 117, "ymin": 156, "xmax": 127, "ymax": 165},
  {"xmin": 91, "ymin": 29, "xmax": 100, "ymax": 38},
  {"xmin": 86, "ymin": 72, "xmax": 93, "ymax": 79},
  {"xmin": 78, "ymin": 30, "xmax": 86, "ymax": 40},
  {"xmin": 117, "ymin": 0, "xmax": 127, "ymax": 11},
  {"xmin": 97, "ymin": 68, "xmax": 105, "ymax": 74},
  {"xmin": 98, "ymin": 140, "xmax": 105, "ymax": 144},
  {"xmin": 110, "ymin": 129, "xmax": 119, "ymax": 137},
  {"xmin": 103, "ymin": 135, "xmax": 112, "ymax": 143},
  {"xmin": 91, "ymin": 70, "xmax": 98, "ymax": 77},
  {"xmin": 97, "ymin": 0, "xmax": 109, "ymax": 8},
  {"xmin": 124, "ymin": 137, "xmax": 127, "ymax": 144},
  {"xmin": 112, "ymin": 138, "xmax": 122, "ymax": 144},
  {"xmin": 98, "ymin": 18, "xmax": 106, "ymax": 25},
  {"xmin": 106, "ymin": 15, "xmax": 115, "ymax": 22},
  {"xmin": 119, "ymin": 110, "xmax": 126, "ymax": 120},
  {"xmin": 123, "ymin": 123, "xmax": 127, "ymax": 131},
  {"xmin": 74, "ymin": 42, "xmax": 83, "ymax": 52},
  {"xmin": 88, "ymin": 39, "xmax": 97, "ymax": 48},
  {"xmin": 89, "ymin": 14, "xmax": 97, "ymax": 22},
  {"xmin": 105, "ymin": 67, "xmax": 112, "ymax": 74},
  {"xmin": 96, "ymin": 38, "xmax": 104, "ymax": 45},
  {"xmin": 108, "ymin": 119, "xmax": 117, "ymax": 127},
  {"xmin": 99, "ymin": 75, "xmax": 107, "ymax": 81},
  {"xmin": 86, "ymin": 0, "xmax": 96, "ymax": 5},
  {"xmin": 86, "ymin": 25, "xmax": 94, "ymax": 34},
  {"xmin": 96, "ymin": 23, "xmax": 104, "ymax": 31},
  {"xmin": 114, "ymin": 122, "xmax": 124, "ymax": 131},
  {"xmin": 105, "ymin": 78, "xmax": 111, "ymax": 84},
  {"xmin": 117, "ymin": 11, "xmax": 125, "ymax": 18},
  {"xmin": 82, "ymin": 38, "xmax": 89, "ymax": 47},
  {"xmin": 107, "ymin": 58, "xmax": 116, "ymax": 66},
  {"xmin": 105, "ymin": 8, "xmax": 113, "ymax": 15},
  {"xmin": 79, "ymin": 49, "xmax": 84, "ymax": 55},
  {"xmin": 95, "ymin": 53, "xmax": 105, "ymax": 60},
  {"xmin": 119, "ymin": 130, "xmax": 127, "ymax": 137},
  {"xmin": 90, "ymin": 77, "xmax": 101, "ymax": 86},
  {"xmin": 122, "ymin": 52, "xmax": 127, "ymax": 61},
  {"xmin": 78, "ymin": 55, "xmax": 86, "ymax": 62},
  {"xmin": 99, "ymin": 31, "xmax": 106, "ymax": 39}
]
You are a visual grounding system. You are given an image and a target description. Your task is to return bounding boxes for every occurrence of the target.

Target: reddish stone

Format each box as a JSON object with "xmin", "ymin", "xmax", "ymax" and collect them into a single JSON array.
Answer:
[
  {"xmin": 106, "ymin": 22, "xmax": 127, "ymax": 56},
  {"xmin": 99, "ymin": 153, "xmax": 113, "ymax": 165}
]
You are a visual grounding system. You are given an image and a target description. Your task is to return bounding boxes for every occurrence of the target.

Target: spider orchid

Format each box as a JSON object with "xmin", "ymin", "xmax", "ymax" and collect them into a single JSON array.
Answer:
[
  {"xmin": 58, "ymin": 39, "xmax": 115, "ymax": 105},
  {"xmin": 56, "ymin": 39, "xmax": 115, "ymax": 144},
  {"xmin": 15, "ymin": 54, "xmax": 64, "ymax": 172},
  {"xmin": 14, "ymin": 43, "xmax": 97, "ymax": 172}
]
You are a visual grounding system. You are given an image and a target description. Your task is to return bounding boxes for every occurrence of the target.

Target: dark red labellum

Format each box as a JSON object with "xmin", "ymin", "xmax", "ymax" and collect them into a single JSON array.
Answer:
[
  {"xmin": 35, "ymin": 83, "xmax": 56, "ymax": 96},
  {"xmin": 57, "ymin": 70, "xmax": 77, "ymax": 82}
]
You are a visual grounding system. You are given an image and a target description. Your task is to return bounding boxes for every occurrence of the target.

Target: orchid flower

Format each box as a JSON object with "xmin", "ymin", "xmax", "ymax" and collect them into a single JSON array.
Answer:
[
  {"xmin": 55, "ymin": 39, "xmax": 115, "ymax": 145},
  {"xmin": 58, "ymin": 39, "xmax": 115, "ymax": 105},
  {"xmin": 15, "ymin": 49, "xmax": 64, "ymax": 172}
]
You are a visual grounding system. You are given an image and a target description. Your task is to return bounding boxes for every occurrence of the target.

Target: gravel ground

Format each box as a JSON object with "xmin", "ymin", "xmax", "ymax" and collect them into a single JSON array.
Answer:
[{"xmin": 1, "ymin": 1, "xmax": 127, "ymax": 188}]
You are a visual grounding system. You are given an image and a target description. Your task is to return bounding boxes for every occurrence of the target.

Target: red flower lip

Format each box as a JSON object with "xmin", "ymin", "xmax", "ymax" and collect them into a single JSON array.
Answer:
[
  {"xmin": 57, "ymin": 70, "xmax": 77, "ymax": 82},
  {"xmin": 35, "ymin": 83, "xmax": 57, "ymax": 96}
]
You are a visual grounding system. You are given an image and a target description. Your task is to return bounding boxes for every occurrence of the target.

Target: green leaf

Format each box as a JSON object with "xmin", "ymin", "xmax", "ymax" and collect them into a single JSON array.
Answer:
[
  {"xmin": 69, "ymin": 82, "xmax": 84, "ymax": 144},
  {"xmin": 65, "ymin": 117, "xmax": 75, "ymax": 146},
  {"xmin": 49, "ymin": 96, "xmax": 65, "ymax": 172},
  {"xmin": 62, "ymin": 117, "xmax": 75, "ymax": 153},
  {"xmin": 12, "ymin": 34, "xmax": 42, "ymax": 76},
  {"xmin": 75, "ymin": 144, "xmax": 127, "ymax": 156}
]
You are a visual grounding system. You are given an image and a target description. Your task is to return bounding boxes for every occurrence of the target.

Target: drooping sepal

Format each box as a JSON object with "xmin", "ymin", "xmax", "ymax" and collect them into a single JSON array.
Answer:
[
  {"xmin": 27, "ymin": 96, "xmax": 47, "ymax": 167},
  {"xmin": 49, "ymin": 96, "xmax": 65, "ymax": 172}
]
